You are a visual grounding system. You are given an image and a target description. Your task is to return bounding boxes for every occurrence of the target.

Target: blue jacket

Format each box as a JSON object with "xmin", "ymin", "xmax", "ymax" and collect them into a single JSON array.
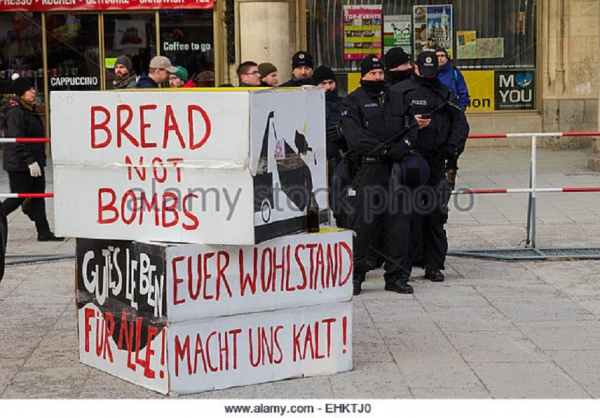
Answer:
[
  {"xmin": 135, "ymin": 73, "xmax": 159, "ymax": 88},
  {"xmin": 437, "ymin": 64, "xmax": 470, "ymax": 110}
]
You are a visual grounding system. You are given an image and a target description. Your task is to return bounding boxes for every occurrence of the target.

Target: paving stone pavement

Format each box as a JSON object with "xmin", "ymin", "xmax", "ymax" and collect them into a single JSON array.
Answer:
[{"xmin": 0, "ymin": 149, "xmax": 600, "ymax": 400}]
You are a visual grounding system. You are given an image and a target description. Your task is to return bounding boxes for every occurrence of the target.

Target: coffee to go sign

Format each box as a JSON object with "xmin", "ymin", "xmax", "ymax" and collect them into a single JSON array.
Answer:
[{"xmin": 163, "ymin": 41, "xmax": 212, "ymax": 52}]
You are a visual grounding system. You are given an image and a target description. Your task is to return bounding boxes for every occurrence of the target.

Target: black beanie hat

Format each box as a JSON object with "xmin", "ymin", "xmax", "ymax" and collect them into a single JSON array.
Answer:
[
  {"xmin": 115, "ymin": 55, "xmax": 133, "ymax": 71},
  {"xmin": 384, "ymin": 47, "xmax": 410, "ymax": 69},
  {"xmin": 292, "ymin": 51, "xmax": 314, "ymax": 69},
  {"xmin": 360, "ymin": 54, "xmax": 384, "ymax": 77},
  {"xmin": 13, "ymin": 77, "xmax": 34, "ymax": 97},
  {"xmin": 312, "ymin": 65, "xmax": 336, "ymax": 85}
]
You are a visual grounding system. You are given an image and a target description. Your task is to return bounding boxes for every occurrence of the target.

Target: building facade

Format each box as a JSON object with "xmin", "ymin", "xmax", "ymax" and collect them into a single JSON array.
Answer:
[{"xmin": 0, "ymin": 0, "xmax": 599, "ymax": 159}]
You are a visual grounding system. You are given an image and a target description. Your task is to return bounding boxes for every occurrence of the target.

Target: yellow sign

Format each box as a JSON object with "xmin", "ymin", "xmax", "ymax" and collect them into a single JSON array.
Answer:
[
  {"xmin": 462, "ymin": 70, "xmax": 494, "ymax": 112},
  {"xmin": 348, "ymin": 70, "xmax": 496, "ymax": 112},
  {"xmin": 347, "ymin": 73, "xmax": 361, "ymax": 94}
]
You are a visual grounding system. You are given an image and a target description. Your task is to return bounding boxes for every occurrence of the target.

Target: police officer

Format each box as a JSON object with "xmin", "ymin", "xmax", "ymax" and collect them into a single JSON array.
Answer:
[
  {"xmin": 280, "ymin": 51, "xmax": 314, "ymax": 87},
  {"xmin": 340, "ymin": 55, "xmax": 418, "ymax": 295},
  {"xmin": 385, "ymin": 47, "xmax": 412, "ymax": 86},
  {"xmin": 312, "ymin": 65, "xmax": 349, "ymax": 227},
  {"xmin": 390, "ymin": 51, "xmax": 469, "ymax": 282}
]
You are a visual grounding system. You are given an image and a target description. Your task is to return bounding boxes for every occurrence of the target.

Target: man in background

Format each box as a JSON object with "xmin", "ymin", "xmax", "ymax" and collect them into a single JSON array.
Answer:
[
  {"xmin": 258, "ymin": 62, "xmax": 278, "ymax": 87},
  {"xmin": 280, "ymin": 51, "xmax": 314, "ymax": 87},
  {"xmin": 113, "ymin": 55, "xmax": 136, "ymax": 89},
  {"xmin": 136, "ymin": 56, "xmax": 177, "ymax": 88},
  {"xmin": 237, "ymin": 61, "xmax": 262, "ymax": 87},
  {"xmin": 436, "ymin": 47, "xmax": 470, "ymax": 110},
  {"xmin": 169, "ymin": 65, "xmax": 189, "ymax": 88}
]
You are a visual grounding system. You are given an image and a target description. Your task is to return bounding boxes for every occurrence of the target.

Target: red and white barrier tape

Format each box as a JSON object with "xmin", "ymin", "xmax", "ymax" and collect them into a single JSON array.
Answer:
[
  {"xmin": 468, "ymin": 131, "xmax": 600, "ymax": 139},
  {"xmin": 453, "ymin": 187, "xmax": 600, "ymax": 195},
  {"xmin": 0, "ymin": 138, "xmax": 50, "ymax": 143},
  {"xmin": 0, "ymin": 193, "xmax": 54, "ymax": 199}
]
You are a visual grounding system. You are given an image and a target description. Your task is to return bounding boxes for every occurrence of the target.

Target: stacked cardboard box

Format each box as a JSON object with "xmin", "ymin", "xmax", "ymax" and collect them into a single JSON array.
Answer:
[{"xmin": 52, "ymin": 88, "xmax": 353, "ymax": 395}]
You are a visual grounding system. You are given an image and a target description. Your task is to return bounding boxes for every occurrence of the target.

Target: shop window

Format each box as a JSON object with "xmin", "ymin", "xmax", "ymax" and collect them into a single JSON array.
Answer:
[
  {"xmin": 103, "ymin": 13, "xmax": 157, "ymax": 89},
  {"xmin": 159, "ymin": 10, "xmax": 215, "ymax": 87},
  {"xmin": 307, "ymin": 0, "xmax": 537, "ymax": 110},
  {"xmin": 46, "ymin": 14, "xmax": 100, "ymax": 91},
  {"xmin": 0, "ymin": 12, "xmax": 43, "ymax": 125}
]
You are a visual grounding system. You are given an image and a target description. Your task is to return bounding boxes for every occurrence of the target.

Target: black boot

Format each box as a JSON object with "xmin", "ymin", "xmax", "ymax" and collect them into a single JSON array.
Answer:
[
  {"xmin": 385, "ymin": 277, "xmax": 414, "ymax": 294},
  {"xmin": 353, "ymin": 272, "xmax": 365, "ymax": 296},
  {"xmin": 38, "ymin": 231, "xmax": 65, "ymax": 242},
  {"xmin": 425, "ymin": 269, "xmax": 445, "ymax": 282},
  {"xmin": 36, "ymin": 220, "xmax": 64, "ymax": 242}
]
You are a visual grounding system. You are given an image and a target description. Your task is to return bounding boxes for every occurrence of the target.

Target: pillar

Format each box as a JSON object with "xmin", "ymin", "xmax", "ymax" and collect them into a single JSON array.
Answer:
[{"xmin": 235, "ymin": 0, "xmax": 297, "ymax": 85}]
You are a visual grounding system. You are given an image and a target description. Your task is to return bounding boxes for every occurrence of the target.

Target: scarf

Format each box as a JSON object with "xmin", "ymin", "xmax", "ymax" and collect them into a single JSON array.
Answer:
[{"xmin": 113, "ymin": 72, "xmax": 136, "ymax": 89}]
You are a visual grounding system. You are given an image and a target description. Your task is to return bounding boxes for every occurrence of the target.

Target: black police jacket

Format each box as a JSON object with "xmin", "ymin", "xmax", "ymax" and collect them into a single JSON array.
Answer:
[
  {"xmin": 324, "ymin": 90, "xmax": 346, "ymax": 161},
  {"xmin": 390, "ymin": 74, "xmax": 469, "ymax": 161},
  {"xmin": 340, "ymin": 84, "xmax": 416, "ymax": 160},
  {"xmin": 280, "ymin": 77, "xmax": 313, "ymax": 87},
  {"xmin": 2, "ymin": 97, "xmax": 46, "ymax": 172}
]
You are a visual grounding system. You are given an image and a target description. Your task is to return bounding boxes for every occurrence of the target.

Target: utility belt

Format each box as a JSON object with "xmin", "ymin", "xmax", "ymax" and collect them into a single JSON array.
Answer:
[{"xmin": 360, "ymin": 156, "xmax": 387, "ymax": 164}]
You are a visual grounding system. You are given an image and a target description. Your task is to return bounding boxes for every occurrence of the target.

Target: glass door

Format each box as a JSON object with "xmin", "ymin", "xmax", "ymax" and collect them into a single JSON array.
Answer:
[
  {"xmin": 45, "ymin": 13, "xmax": 100, "ymax": 92},
  {"xmin": 103, "ymin": 13, "xmax": 157, "ymax": 90}
]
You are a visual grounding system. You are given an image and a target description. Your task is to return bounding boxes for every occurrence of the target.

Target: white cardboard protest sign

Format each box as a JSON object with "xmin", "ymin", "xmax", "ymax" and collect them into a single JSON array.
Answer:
[
  {"xmin": 76, "ymin": 231, "xmax": 353, "ymax": 395},
  {"xmin": 51, "ymin": 89, "xmax": 327, "ymax": 245},
  {"xmin": 167, "ymin": 302, "xmax": 352, "ymax": 395},
  {"xmin": 78, "ymin": 301, "xmax": 352, "ymax": 395},
  {"xmin": 166, "ymin": 229, "xmax": 353, "ymax": 322}
]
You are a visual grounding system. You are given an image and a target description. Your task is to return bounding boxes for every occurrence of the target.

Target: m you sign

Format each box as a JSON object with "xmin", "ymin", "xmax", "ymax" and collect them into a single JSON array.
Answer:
[{"xmin": 50, "ymin": 88, "xmax": 327, "ymax": 245}]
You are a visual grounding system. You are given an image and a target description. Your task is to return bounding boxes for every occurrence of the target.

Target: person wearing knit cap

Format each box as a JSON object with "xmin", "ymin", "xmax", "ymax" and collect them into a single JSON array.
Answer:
[
  {"xmin": 280, "ymin": 51, "xmax": 314, "ymax": 87},
  {"xmin": 339, "ymin": 54, "xmax": 417, "ymax": 296},
  {"xmin": 113, "ymin": 55, "xmax": 137, "ymax": 89},
  {"xmin": 258, "ymin": 63, "xmax": 278, "ymax": 87},
  {"xmin": 312, "ymin": 65, "xmax": 348, "ymax": 228},
  {"xmin": 168, "ymin": 66, "xmax": 189, "ymax": 88},
  {"xmin": 389, "ymin": 51, "xmax": 470, "ymax": 283},
  {"xmin": 384, "ymin": 47, "xmax": 412, "ymax": 86},
  {"xmin": 1, "ymin": 76, "xmax": 63, "ymax": 242}
]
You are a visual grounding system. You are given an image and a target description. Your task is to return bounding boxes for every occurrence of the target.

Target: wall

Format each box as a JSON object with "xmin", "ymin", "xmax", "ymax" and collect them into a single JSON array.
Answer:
[{"xmin": 542, "ymin": 0, "xmax": 599, "ymax": 150}]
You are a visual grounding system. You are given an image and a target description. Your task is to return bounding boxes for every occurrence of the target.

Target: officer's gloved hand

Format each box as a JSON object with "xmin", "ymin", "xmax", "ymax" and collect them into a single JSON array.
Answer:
[
  {"xmin": 28, "ymin": 162, "xmax": 41, "ymax": 177},
  {"xmin": 442, "ymin": 145, "xmax": 458, "ymax": 160},
  {"xmin": 326, "ymin": 124, "xmax": 341, "ymax": 143},
  {"xmin": 385, "ymin": 140, "xmax": 411, "ymax": 162}
]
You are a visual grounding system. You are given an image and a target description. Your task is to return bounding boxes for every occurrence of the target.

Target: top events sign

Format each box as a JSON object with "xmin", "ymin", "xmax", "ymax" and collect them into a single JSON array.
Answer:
[{"xmin": 0, "ymin": 0, "xmax": 213, "ymax": 12}]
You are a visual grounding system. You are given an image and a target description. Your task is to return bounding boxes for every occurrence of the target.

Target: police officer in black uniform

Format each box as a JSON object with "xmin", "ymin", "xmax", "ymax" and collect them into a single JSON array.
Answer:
[
  {"xmin": 390, "ymin": 51, "xmax": 469, "ymax": 282},
  {"xmin": 385, "ymin": 47, "xmax": 412, "ymax": 86},
  {"xmin": 340, "ymin": 55, "xmax": 418, "ymax": 296}
]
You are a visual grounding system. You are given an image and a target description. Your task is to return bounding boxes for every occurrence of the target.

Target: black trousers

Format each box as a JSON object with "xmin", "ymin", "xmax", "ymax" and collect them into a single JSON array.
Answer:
[
  {"xmin": 2, "ymin": 169, "xmax": 51, "ymax": 235},
  {"xmin": 349, "ymin": 163, "xmax": 412, "ymax": 282},
  {"xmin": 414, "ymin": 158, "xmax": 450, "ymax": 271}
]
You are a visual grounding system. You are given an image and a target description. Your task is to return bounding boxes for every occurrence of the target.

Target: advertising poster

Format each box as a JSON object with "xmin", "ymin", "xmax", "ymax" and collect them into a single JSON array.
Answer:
[
  {"xmin": 495, "ymin": 71, "xmax": 535, "ymax": 110},
  {"xmin": 383, "ymin": 15, "xmax": 411, "ymax": 54},
  {"xmin": 457, "ymin": 31, "xmax": 477, "ymax": 59},
  {"xmin": 476, "ymin": 38, "xmax": 504, "ymax": 59},
  {"xmin": 343, "ymin": 5, "xmax": 383, "ymax": 60},
  {"xmin": 114, "ymin": 19, "xmax": 147, "ymax": 49},
  {"xmin": 462, "ymin": 70, "xmax": 494, "ymax": 112},
  {"xmin": 413, "ymin": 4, "xmax": 453, "ymax": 57}
]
